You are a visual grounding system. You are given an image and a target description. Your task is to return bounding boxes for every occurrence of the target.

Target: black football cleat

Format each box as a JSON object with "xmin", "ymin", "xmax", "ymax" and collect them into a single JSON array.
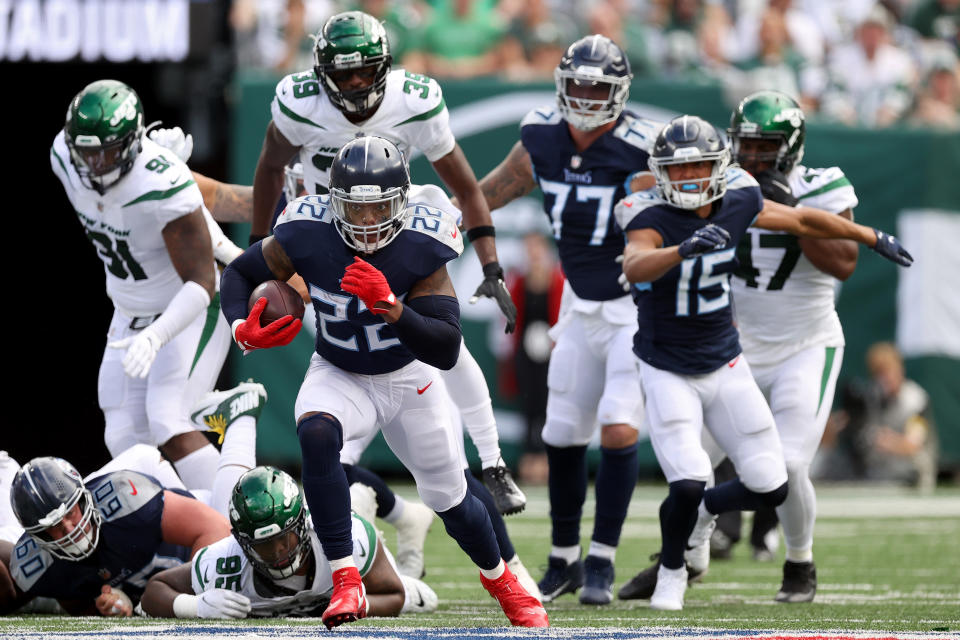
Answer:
[
  {"xmin": 538, "ymin": 556, "xmax": 584, "ymax": 602},
  {"xmin": 579, "ymin": 555, "xmax": 615, "ymax": 605},
  {"xmin": 481, "ymin": 462, "xmax": 527, "ymax": 515},
  {"xmin": 775, "ymin": 560, "xmax": 817, "ymax": 603}
]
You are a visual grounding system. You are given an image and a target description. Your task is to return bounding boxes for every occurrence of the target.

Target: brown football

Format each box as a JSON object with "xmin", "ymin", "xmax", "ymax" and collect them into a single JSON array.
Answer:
[{"xmin": 248, "ymin": 280, "xmax": 305, "ymax": 327}]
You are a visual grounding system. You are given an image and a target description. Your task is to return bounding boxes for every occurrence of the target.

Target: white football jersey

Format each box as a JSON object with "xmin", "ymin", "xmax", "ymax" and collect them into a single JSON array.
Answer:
[
  {"xmin": 190, "ymin": 514, "xmax": 377, "ymax": 618},
  {"xmin": 732, "ymin": 165, "xmax": 859, "ymax": 365},
  {"xmin": 271, "ymin": 68, "xmax": 456, "ymax": 195},
  {"xmin": 51, "ymin": 133, "xmax": 209, "ymax": 318}
]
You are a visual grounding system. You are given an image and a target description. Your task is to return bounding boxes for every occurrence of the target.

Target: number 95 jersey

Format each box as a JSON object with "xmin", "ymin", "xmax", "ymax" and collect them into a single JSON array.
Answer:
[
  {"xmin": 271, "ymin": 69, "xmax": 455, "ymax": 195},
  {"xmin": 50, "ymin": 133, "xmax": 207, "ymax": 319}
]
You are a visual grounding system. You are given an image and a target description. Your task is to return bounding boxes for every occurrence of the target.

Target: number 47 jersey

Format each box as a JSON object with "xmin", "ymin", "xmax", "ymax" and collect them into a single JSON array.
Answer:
[{"xmin": 50, "ymin": 132, "xmax": 207, "ymax": 319}]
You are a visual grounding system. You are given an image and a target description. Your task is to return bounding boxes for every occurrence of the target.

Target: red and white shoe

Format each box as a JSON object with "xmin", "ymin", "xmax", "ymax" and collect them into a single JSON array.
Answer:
[
  {"xmin": 480, "ymin": 565, "xmax": 550, "ymax": 627},
  {"xmin": 322, "ymin": 567, "xmax": 368, "ymax": 629}
]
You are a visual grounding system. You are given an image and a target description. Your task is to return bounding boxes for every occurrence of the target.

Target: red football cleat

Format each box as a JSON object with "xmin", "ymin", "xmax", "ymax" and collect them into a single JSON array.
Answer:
[
  {"xmin": 322, "ymin": 567, "xmax": 368, "ymax": 629},
  {"xmin": 480, "ymin": 564, "xmax": 550, "ymax": 627}
]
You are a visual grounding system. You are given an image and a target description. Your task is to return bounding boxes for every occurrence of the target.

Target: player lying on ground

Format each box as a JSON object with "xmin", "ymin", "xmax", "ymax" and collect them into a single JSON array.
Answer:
[{"xmin": 140, "ymin": 466, "xmax": 437, "ymax": 619}]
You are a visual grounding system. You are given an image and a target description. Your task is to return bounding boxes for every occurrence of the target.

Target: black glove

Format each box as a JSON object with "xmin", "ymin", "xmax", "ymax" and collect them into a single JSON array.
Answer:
[
  {"xmin": 469, "ymin": 261, "xmax": 517, "ymax": 333},
  {"xmin": 871, "ymin": 229, "xmax": 914, "ymax": 267},
  {"xmin": 678, "ymin": 223, "xmax": 731, "ymax": 258},
  {"xmin": 755, "ymin": 169, "xmax": 798, "ymax": 207}
]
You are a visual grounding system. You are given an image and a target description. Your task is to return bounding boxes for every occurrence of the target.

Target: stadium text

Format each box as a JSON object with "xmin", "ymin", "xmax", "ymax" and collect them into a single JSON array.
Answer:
[{"xmin": 0, "ymin": 0, "xmax": 189, "ymax": 62}]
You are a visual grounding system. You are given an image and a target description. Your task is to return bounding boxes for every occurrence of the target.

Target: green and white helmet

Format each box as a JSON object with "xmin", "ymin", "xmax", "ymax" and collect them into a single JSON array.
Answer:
[
  {"xmin": 64, "ymin": 79, "xmax": 145, "ymax": 194},
  {"xmin": 728, "ymin": 90, "xmax": 805, "ymax": 174},
  {"xmin": 230, "ymin": 466, "xmax": 311, "ymax": 580},
  {"xmin": 313, "ymin": 11, "xmax": 392, "ymax": 118}
]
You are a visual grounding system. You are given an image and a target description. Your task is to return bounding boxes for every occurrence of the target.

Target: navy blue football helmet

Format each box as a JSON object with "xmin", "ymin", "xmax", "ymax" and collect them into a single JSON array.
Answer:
[
  {"xmin": 11, "ymin": 457, "xmax": 101, "ymax": 560},
  {"xmin": 329, "ymin": 136, "xmax": 410, "ymax": 253},
  {"xmin": 649, "ymin": 115, "xmax": 731, "ymax": 210},
  {"xmin": 555, "ymin": 34, "xmax": 632, "ymax": 130}
]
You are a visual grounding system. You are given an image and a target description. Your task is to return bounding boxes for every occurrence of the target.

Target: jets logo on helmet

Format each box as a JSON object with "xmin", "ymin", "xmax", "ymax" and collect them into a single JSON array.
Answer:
[
  {"xmin": 328, "ymin": 136, "xmax": 410, "ymax": 254},
  {"xmin": 555, "ymin": 34, "xmax": 632, "ymax": 131},
  {"xmin": 313, "ymin": 11, "xmax": 392, "ymax": 119},
  {"xmin": 230, "ymin": 467, "xmax": 311, "ymax": 580},
  {"xmin": 649, "ymin": 115, "xmax": 731, "ymax": 210},
  {"xmin": 729, "ymin": 90, "xmax": 806, "ymax": 174},
  {"xmin": 64, "ymin": 79, "xmax": 145, "ymax": 195}
]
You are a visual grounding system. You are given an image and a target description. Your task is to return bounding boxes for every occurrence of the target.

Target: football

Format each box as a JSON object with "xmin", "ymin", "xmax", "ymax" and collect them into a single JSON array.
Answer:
[{"xmin": 248, "ymin": 280, "xmax": 305, "ymax": 327}]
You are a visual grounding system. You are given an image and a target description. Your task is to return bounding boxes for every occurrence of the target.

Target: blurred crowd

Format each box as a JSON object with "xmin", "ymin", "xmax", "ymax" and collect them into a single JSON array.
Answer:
[{"xmin": 230, "ymin": 0, "xmax": 960, "ymax": 129}]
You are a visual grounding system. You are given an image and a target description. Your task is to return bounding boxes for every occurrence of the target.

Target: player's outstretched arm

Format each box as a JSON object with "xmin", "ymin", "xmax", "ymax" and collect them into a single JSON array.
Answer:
[
  {"xmin": 756, "ymin": 200, "xmax": 913, "ymax": 266},
  {"xmin": 193, "ymin": 171, "xmax": 254, "ymax": 223},
  {"xmin": 159, "ymin": 491, "xmax": 232, "ymax": 558},
  {"xmin": 141, "ymin": 563, "xmax": 252, "ymax": 619},
  {"xmin": 621, "ymin": 224, "xmax": 733, "ymax": 284},
  {"xmin": 361, "ymin": 539, "xmax": 405, "ymax": 617},
  {"xmin": 798, "ymin": 208, "xmax": 859, "ymax": 281},
  {"xmin": 140, "ymin": 563, "xmax": 194, "ymax": 617},
  {"xmin": 251, "ymin": 121, "xmax": 299, "ymax": 244}
]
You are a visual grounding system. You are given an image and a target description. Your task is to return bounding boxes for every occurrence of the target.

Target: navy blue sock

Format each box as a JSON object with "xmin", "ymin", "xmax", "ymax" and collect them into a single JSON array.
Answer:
[
  {"xmin": 436, "ymin": 492, "xmax": 501, "ymax": 570},
  {"xmin": 660, "ymin": 480, "xmax": 706, "ymax": 570},
  {"xmin": 704, "ymin": 479, "xmax": 789, "ymax": 515},
  {"xmin": 297, "ymin": 414, "xmax": 353, "ymax": 561},
  {"xmin": 342, "ymin": 463, "xmax": 397, "ymax": 518},
  {"xmin": 545, "ymin": 443, "xmax": 588, "ymax": 547},
  {"xmin": 592, "ymin": 443, "xmax": 639, "ymax": 548},
  {"xmin": 466, "ymin": 470, "xmax": 515, "ymax": 560}
]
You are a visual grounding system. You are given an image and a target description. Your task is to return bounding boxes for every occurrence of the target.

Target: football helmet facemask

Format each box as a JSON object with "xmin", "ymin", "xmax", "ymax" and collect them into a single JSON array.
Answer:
[
  {"xmin": 650, "ymin": 115, "xmax": 731, "ymax": 210},
  {"xmin": 329, "ymin": 136, "xmax": 410, "ymax": 254},
  {"xmin": 11, "ymin": 457, "xmax": 102, "ymax": 561},
  {"xmin": 313, "ymin": 11, "xmax": 392, "ymax": 119},
  {"xmin": 283, "ymin": 159, "xmax": 307, "ymax": 204},
  {"xmin": 555, "ymin": 34, "xmax": 632, "ymax": 131},
  {"xmin": 230, "ymin": 466, "xmax": 311, "ymax": 580},
  {"xmin": 728, "ymin": 90, "xmax": 805, "ymax": 174},
  {"xmin": 64, "ymin": 79, "xmax": 145, "ymax": 195}
]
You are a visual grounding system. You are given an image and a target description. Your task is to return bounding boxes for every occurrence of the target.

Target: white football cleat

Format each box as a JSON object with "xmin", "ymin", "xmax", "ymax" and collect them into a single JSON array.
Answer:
[
  {"xmin": 349, "ymin": 482, "xmax": 378, "ymax": 525},
  {"xmin": 650, "ymin": 564, "xmax": 687, "ymax": 611},
  {"xmin": 684, "ymin": 509, "xmax": 717, "ymax": 576},
  {"xmin": 190, "ymin": 381, "xmax": 267, "ymax": 444},
  {"xmin": 394, "ymin": 501, "xmax": 435, "ymax": 578},
  {"xmin": 507, "ymin": 554, "xmax": 543, "ymax": 602},
  {"xmin": 399, "ymin": 574, "xmax": 439, "ymax": 613}
]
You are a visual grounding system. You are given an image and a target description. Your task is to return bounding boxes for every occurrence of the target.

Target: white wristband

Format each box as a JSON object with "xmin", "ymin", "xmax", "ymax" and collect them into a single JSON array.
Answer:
[
  {"xmin": 172, "ymin": 593, "xmax": 199, "ymax": 618},
  {"xmin": 146, "ymin": 280, "xmax": 212, "ymax": 346}
]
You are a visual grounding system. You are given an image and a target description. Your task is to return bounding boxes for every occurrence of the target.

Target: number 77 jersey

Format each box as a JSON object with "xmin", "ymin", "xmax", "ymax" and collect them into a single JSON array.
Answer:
[{"xmin": 50, "ymin": 131, "xmax": 207, "ymax": 319}]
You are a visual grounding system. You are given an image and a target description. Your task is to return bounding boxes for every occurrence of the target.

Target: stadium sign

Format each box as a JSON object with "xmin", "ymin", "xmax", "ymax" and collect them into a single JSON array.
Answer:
[{"xmin": 0, "ymin": 0, "xmax": 189, "ymax": 62}]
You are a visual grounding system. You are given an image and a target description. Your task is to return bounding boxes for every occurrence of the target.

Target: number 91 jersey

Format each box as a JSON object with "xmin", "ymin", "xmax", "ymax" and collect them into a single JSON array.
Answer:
[
  {"xmin": 50, "ymin": 132, "xmax": 207, "ymax": 318},
  {"xmin": 271, "ymin": 69, "xmax": 455, "ymax": 195}
]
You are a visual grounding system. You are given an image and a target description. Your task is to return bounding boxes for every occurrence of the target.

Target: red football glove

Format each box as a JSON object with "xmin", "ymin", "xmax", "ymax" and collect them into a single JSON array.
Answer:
[
  {"xmin": 233, "ymin": 297, "xmax": 302, "ymax": 352},
  {"xmin": 340, "ymin": 256, "xmax": 396, "ymax": 315}
]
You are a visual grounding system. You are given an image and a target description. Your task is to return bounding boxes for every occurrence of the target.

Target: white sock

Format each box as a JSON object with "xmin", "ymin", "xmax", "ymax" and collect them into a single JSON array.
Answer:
[
  {"xmin": 172, "ymin": 444, "xmax": 219, "ymax": 492},
  {"xmin": 383, "ymin": 496, "xmax": 407, "ymax": 524},
  {"xmin": 786, "ymin": 547, "xmax": 813, "ymax": 563},
  {"xmin": 330, "ymin": 556, "xmax": 357, "ymax": 571},
  {"xmin": 441, "ymin": 343, "xmax": 502, "ymax": 468},
  {"xmin": 209, "ymin": 416, "xmax": 256, "ymax": 517},
  {"xmin": 550, "ymin": 545, "xmax": 580, "ymax": 564},
  {"xmin": 587, "ymin": 541, "xmax": 616, "ymax": 562},
  {"xmin": 479, "ymin": 559, "xmax": 505, "ymax": 580}
]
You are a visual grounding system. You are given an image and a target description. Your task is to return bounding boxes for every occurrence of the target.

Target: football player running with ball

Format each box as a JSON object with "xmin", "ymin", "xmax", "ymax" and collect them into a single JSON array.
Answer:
[
  {"xmin": 252, "ymin": 9, "xmax": 525, "ymax": 518},
  {"xmin": 475, "ymin": 35, "xmax": 661, "ymax": 605},
  {"xmin": 219, "ymin": 137, "xmax": 548, "ymax": 629},
  {"xmin": 615, "ymin": 115, "xmax": 912, "ymax": 611}
]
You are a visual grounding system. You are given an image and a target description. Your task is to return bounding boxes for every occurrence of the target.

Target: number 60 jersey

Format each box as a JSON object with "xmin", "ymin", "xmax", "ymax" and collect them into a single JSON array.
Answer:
[{"xmin": 50, "ymin": 132, "xmax": 207, "ymax": 319}]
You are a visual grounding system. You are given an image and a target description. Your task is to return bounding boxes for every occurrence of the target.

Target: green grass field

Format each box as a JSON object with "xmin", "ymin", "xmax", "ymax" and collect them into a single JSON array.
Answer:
[{"xmin": 2, "ymin": 483, "xmax": 958, "ymax": 638}]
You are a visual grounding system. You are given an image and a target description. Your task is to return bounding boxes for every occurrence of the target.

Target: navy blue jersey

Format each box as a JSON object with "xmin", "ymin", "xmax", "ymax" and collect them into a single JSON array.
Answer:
[
  {"xmin": 615, "ymin": 168, "xmax": 764, "ymax": 374},
  {"xmin": 274, "ymin": 188, "xmax": 463, "ymax": 375},
  {"xmin": 9, "ymin": 470, "xmax": 191, "ymax": 604},
  {"xmin": 521, "ymin": 106, "xmax": 660, "ymax": 301}
]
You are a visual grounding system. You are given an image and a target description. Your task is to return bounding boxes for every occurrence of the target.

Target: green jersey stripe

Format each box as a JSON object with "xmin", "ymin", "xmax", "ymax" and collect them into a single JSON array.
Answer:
[
  {"xmin": 122, "ymin": 180, "xmax": 196, "ymax": 207},
  {"xmin": 276, "ymin": 98, "xmax": 326, "ymax": 129},
  {"xmin": 817, "ymin": 346, "xmax": 838, "ymax": 412},
  {"xmin": 190, "ymin": 292, "xmax": 221, "ymax": 376},
  {"xmin": 356, "ymin": 514, "xmax": 378, "ymax": 575},
  {"xmin": 50, "ymin": 146, "xmax": 74, "ymax": 187},
  {"xmin": 194, "ymin": 547, "xmax": 209, "ymax": 591},
  {"xmin": 797, "ymin": 176, "xmax": 852, "ymax": 201},
  {"xmin": 397, "ymin": 98, "xmax": 446, "ymax": 126}
]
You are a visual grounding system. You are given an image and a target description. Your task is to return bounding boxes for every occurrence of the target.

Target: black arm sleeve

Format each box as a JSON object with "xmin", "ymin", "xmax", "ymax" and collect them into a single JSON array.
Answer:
[
  {"xmin": 220, "ymin": 241, "xmax": 276, "ymax": 325},
  {"xmin": 391, "ymin": 295, "xmax": 461, "ymax": 370}
]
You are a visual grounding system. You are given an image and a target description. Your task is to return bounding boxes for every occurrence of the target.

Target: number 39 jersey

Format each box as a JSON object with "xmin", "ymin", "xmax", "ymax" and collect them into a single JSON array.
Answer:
[
  {"xmin": 273, "ymin": 184, "xmax": 463, "ymax": 375},
  {"xmin": 521, "ymin": 106, "xmax": 660, "ymax": 301},
  {"xmin": 731, "ymin": 165, "xmax": 858, "ymax": 366},
  {"xmin": 615, "ymin": 168, "xmax": 764, "ymax": 374},
  {"xmin": 50, "ymin": 133, "xmax": 207, "ymax": 318},
  {"xmin": 190, "ymin": 514, "xmax": 377, "ymax": 618},
  {"xmin": 271, "ymin": 69, "xmax": 455, "ymax": 194}
]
